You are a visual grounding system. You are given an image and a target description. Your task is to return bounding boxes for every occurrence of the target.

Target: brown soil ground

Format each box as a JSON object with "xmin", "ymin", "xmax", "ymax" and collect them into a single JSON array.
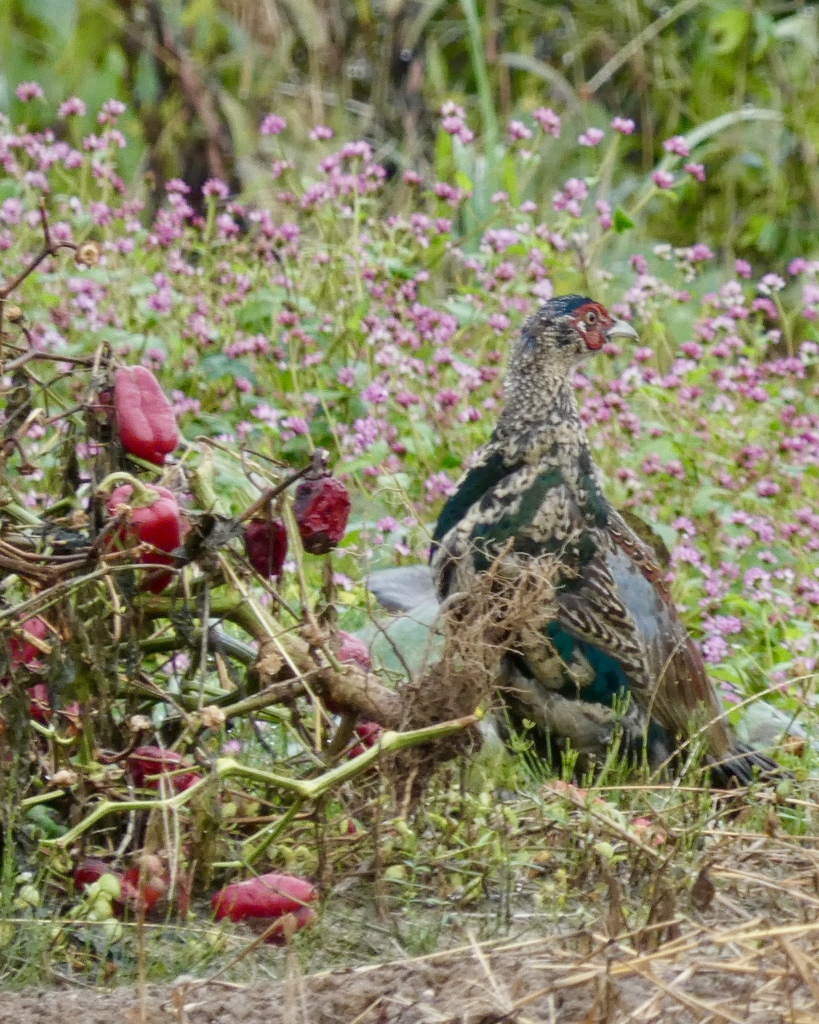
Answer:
[
  {"xmin": 2, "ymin": 912, "xmax": 817, "ymax": 1024},
  {"xmin": 4, "ymin": 828, "xmax": 819, "ymax": 1023}
]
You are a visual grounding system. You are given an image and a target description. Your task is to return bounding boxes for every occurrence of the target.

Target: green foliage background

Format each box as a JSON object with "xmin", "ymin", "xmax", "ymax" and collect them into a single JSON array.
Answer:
[{"xmin": 4, "ymin": 0, "xmax": 819, "ymax": 263}]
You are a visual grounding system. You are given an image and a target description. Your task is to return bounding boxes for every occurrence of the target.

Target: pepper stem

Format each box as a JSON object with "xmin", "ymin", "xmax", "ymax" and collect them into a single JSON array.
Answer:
[{"xmin": 95, "ymin": 472, "xmax": 160, "ymax": 507}]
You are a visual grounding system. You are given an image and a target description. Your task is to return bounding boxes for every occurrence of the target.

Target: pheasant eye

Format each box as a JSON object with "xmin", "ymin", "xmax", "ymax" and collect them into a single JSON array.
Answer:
[{"xmin": 585, "ymin": 310, "xmax": 598, "ymax": 325}]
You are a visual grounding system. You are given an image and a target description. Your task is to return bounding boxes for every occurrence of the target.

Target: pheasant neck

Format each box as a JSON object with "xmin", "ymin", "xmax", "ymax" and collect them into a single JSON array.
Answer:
[{"xmin": 494, "ymin": 374, "xmax": 608, "ymax": 518}]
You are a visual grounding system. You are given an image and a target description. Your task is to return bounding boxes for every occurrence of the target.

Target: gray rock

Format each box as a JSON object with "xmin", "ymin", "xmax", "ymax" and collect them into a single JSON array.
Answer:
[{"xmin": 367, "ymin": 565, "xmax": 439, "ymax": 613}]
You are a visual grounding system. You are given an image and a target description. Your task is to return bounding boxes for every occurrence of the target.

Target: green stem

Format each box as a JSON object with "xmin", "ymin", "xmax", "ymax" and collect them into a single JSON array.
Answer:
[
  {"xmin": 138, "ymin": 591, "xmax": 246, "ymax": 620},
  {"xmin": 243, "ymin": 797, "xmax": 305, "ymax": 865},
  {"xmin": 0, "ymin": 495, "xmax": 44, "ymax": 527},
  {"xmin": 96, "ymin": 472, "xmax": 159, "ymax": 506},
  {"xmin": 772, "ymin": 294, "xmax": 794, "ymax": 357},
  {"xmin": 45, "ymin": 715, "xmax": 478, "ymax": 848},
  {"xmin": 20, "ymin": 790, "xmax": 66, "ymax": 809}
]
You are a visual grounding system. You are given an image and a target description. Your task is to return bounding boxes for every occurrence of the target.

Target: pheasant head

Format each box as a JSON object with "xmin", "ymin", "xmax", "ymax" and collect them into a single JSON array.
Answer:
[
  {"xmin": 495, "ymin": 295, "xmax": 637, "ymax": 444},
  {"xmin": 510, "ymin": 294, "xmax": 637, "ymax": 378}
]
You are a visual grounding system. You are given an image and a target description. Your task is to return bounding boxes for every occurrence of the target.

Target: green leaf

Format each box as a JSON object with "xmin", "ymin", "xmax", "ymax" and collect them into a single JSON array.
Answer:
[
  {"xmin": 342, "ymin": 439, "xmax": 390, "ymax": 474},
  {"xmin": 444, "ymin": 297, "xmax": 481, "ymax": 325},
  {"xmin": 691, "ymin": 486, "xmax": 727, "ymax": 516},
  {"xmin": 237, "ymin": 290, "xmax": 276, "ymax": 331},
  {"xmin": 454, "ymin": 169, "xmax": 474, "ymax": 194},
  {"xmin": 22, "ymin": 0, "xmax": 77, "ymax": 37},
  {"xmin": 25, "ymin": 805, "xmax": 67, "ymax": 838},
  {"xmin": 710, "ymin": 8, "xmax": 752, "ymax": 55},
  {"xmin": 613, "ymin": 208, "xmax": 634, "ymax": 233},
  {"xmin": 199, "ymin": 354, "xmax": 253, "ymax": 381},
  {"xmin": 0, "ymin": 179, "xmax": 20, "ymax": 202}
]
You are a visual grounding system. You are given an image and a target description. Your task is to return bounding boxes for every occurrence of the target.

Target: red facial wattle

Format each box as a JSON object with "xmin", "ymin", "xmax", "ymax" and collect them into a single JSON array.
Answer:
[
  {"xmin": 571, "ymin": 302, "xmax": 613, "ymax": 351},
  {"xmin": 585, "ymin": 329, "xmax": 605, "ymax": 351}
]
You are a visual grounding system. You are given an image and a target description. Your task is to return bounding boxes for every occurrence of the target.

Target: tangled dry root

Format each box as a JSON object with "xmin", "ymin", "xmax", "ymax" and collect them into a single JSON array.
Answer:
[{"xmin": 389, "ymin": 551, "xmax": 560, "ymax": 810}]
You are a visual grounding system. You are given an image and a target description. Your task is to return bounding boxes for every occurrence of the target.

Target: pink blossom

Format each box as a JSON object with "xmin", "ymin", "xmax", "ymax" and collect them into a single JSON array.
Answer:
[
  {"xmin": 758, "ymin": 274, "xmax": 785, "ymax": 295},
  {"xmin": 441, "ymin": 110, "xmax": 474, "ymax": 144},
  {"xmin": 663, "ymin": 135, "xmax": 690, "ymax": 157},
  {"xmin": 756, "ymin": 479, "xmax": 780, "ymax": 497},
  {"xmin": 578, "ymin": 127, "xmax": 605, "ymax": 148},
  {"xmin": 281, "ymin": 415, "xmax": 309, "ymax": 436},
  {"xmin": 433, "ymin": 182, "xmax": 466, "ymax": 206},
  {"xmin": 488, "ymin": 312, "xmax": 511, "ymax": 333},
  {"xmin": 702, "ymin": 636, "xmax": 729, "ymax": 664},
  {"xmin": 260, "ymin": 114, "xmax": 286, "ymax": 136},
  {"xmin": 684, "ymin": 162, "xmax": 705, "ymax": 182},
  {"xmin": 653, "ymin": 170, "xmax": 675, "ymax": 190},
  {"xmin": 310, "ymin": 125, "xmax": 334, "ymax": 141},
  {"xmin": 531, "ymin": 279, "xmax": 554, "ymax": 301},
  {"xmin": 440, "ymin": 101, "xmax": 466, "ymax": 119},
  {"xmin": 336, "ymin": 631, "xmax": 370, "ymax": 670},
  {"xmin": 362, "ymin": 381, "xmax": 389, "ymax": 405},
  {"xmin": 735, "ymin": 259, "xmax": 752, "ymax": 279},
  {"xmin": 611, "ymin": 117, "xmax": 635, "ymax": 135},
  {"xmin": 23, "ymin": 171, "xmax": 48, "ymax": 192},
  {"xmin": 686, "ymin": 243, "xmax": 713, "ymax": 263},
  {"xmin": 98, "ymin": 99, "xmax": 126, "ymax": 124},
  {"xmin": 532, "ymin": 108, "xmax": 561, "ymax": 137},
  {"xmin": 442, "ymin": 115, "xmax": 465, "ymax": 135},
  {"xmin": 58, "ymin": 97, "xmax": 86, "ymax": 117},
  {"xmin": 16, "ymin": 82, "xmax": 44, "ymax": 102},
  {"xmin": 509, "ymin": 120, "xmax": 533, "ymax": 141},
  {"xmin": 596, "ymin": 199, "xmax": 613, "ymax": 229},
  {"xmin": 425, "ymin": 471, "xmax": 457, "ymax": 501},
  {"xmin": 202, "ymin": 178, "xmax": 229, "ymax": 199}
]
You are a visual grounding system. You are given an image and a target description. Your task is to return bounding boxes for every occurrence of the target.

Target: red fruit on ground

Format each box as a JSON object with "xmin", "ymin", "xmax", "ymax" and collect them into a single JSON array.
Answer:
[
  {"xmin": 264, "ymin": 905, "xmax": 316, "ymax": 944},
  {"xmin": 74, "ymin": 859, "xmax": 119, "ymax": 891},
  {"xmin": 243, "ymin": 517, "xmax": 288, "ymax": 578},
  {"xmin": 127, "ymin": 745, "xmax": 200, "ymax": 792},
  {"xmin": 211, "ymin": 872, "xmax": 316, "ymax": 923},
  {"xmin": 293, "ymin": 477, "xmax": 351, "ymax": 554},
  {"xmin": 119, "ymin": 859, "xmax": 168, "ymax": 915},
  {"xmin": 75, "ymin": 856, "xmax": 175, "ymax": 917},
  {"xmin": 106, "ymin": 484, "xmax": 183, "ymax": 593},
  {"xmin": 114, "ymin": 365, "xmax": 179, "ymax": 465}
]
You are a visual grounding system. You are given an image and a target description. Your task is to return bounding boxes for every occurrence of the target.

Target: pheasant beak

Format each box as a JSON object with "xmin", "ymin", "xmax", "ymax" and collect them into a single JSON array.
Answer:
[{"xmin": 606, "ymin": 319, "xmax": 639, "ymax": 341}]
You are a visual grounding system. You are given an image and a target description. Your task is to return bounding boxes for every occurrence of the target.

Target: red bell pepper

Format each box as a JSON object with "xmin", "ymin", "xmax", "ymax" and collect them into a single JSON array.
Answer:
[
  {"xmin": 114, "ymin": 365, "xmax": 179, "ymax": 465},
  {"xmin": 119, "ymin": 857, "xmax": 168, "ymax": 914},
  {"xmin": 212, "ymin": 873, "xmax": 317, "ymax": 941},
  {"xmin": 127, "ymin": 745, "xmax": 200, "ymax": 792},
  {"xmin": 75, "ymin": 856, "xmax": 179, "ymax": 917},
  {"xmin": 9, "ymin": 616, "xmax": 49, "ymax": 668},
  {"xmin": 2, "ymin": 618, "xmax": 65, "ymax": 725},
  {"xmin": 243, "ymin": 517, "xmax": 288, "ymax": 578},
  {"xmin": 293, "ymin": 476, "xmax": 351, "ymax": 554},
  {"xmin": 107, "ymin": 483, "xmax": 182, "ymax": 593},
  {"xmin": 74, "ymin": 859, "xmax": 116, "ymax": 891},
  {"xmin": 336, "ymin": 630, "xmax": 370, "ymax": 670},
  {"xmin": 348, "ymin": 720, "xmax": 383, "ymax": 758}
]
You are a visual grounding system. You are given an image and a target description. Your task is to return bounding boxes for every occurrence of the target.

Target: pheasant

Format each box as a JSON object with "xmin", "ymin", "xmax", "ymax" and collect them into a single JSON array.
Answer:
[{"xmin": 430, "ymin": 294, "xmax": 779, "ymax": 785}]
